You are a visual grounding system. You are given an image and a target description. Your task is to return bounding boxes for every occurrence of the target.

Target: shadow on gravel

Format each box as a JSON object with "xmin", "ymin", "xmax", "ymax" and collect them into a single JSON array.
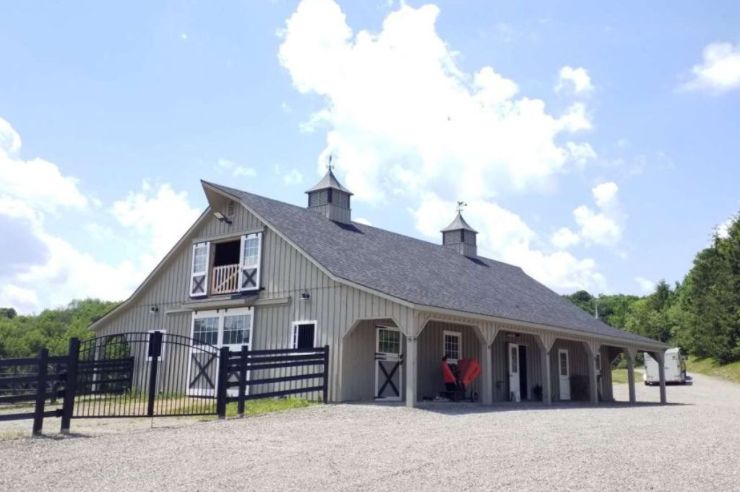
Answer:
[{"xmin": 345, "ymin": 400, "xmax": 690, "ymax": 416}]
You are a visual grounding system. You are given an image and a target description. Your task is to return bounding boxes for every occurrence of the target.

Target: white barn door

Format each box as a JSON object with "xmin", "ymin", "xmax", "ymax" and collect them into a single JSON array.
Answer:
[
  {"xmin": 558, "ymin": 349, "xmax": 571, "ymax": 400},
  {"xmin": 508, "ymin": 343, "xmax": 521, "ymax": 402}
]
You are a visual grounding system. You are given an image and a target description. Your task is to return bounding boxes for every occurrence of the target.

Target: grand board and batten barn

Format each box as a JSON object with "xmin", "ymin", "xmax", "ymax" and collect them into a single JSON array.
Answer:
[{"xmin": 91, "ymin": 169, "xmax": 669, "ymax": 407}]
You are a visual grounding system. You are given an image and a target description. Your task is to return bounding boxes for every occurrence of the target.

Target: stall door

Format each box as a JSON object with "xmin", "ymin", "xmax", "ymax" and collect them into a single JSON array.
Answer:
[
  {"xmin": 508, "ymin": 343, "xmax": 521, "ymax": 402},
  {"xmin": 375, "ymin": 327, "xmax": 403, "ymax": 401},
  {"xmin": 558, "ymin": 349, "xmax": 571, "ymax": 400}
]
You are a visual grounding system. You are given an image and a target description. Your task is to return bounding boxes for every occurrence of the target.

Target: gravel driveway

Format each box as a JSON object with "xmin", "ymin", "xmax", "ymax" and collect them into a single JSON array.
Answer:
[{"xmin": 2, "ymin": 373, "xmax": 739, "ymax": 491}]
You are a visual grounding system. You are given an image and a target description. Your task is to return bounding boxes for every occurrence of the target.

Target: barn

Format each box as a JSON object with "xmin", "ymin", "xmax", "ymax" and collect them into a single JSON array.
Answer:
[{"xmin": 91, "ymin": 169, "xmax": 669, "ymax": 407}]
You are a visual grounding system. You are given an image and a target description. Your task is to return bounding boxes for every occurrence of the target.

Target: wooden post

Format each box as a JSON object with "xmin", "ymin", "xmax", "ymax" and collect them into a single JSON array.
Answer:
[
  {"xmin": 237, "ymin": 345, "xmax": 247, "ymax": 417},
  {"xmin": 585, "ymin": 343, "xmax": 599, "ymax": 405},
  {"xmin": 32, "ymin": 348, "xmax": 49, "ymax": 436},
  {"xmin": 626, "ymin": 350, "xmax": 636, "ymax": 404},
  {"xmin": 542, "ymin": 348, "xmax": 552, "ymax": 405},
  {"xmin": 216, "ymin": 347, "xmax": 229, "ymax": 419},
  {"xmin": 60, "ymin": 338, "xmax": 80, "ymax": 434},
  {"xmin": 480, "ymin": 342, "xmax": 493, "ymax": 405},
  {"xmin": 322, "ymin": 345, "xmax": 330, "ymax": 404},
  {"xmin": 405, "ymin": 336, "xmax": 418, "ymax": 408},
  {"xmin": 657, "ymin": 351, "xmax": 667, "ymax": 404}
]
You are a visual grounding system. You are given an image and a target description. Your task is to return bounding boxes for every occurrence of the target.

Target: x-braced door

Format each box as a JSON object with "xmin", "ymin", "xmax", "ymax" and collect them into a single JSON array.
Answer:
[{"xmin": 375, "ymin": 326, "xmax": 403, "ymax": 401}]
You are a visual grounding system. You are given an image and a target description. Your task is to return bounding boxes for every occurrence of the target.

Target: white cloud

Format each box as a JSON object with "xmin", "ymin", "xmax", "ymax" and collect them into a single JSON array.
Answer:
[
  {"xmin": 572, "ymin": 181, "xmax": 623, "ymax": 247},
  {"xmin": 555, "ymin": 65, "xmax": 594, "ymax": 95},
  {"xmin": 354, "ymin": 217, "xmax": 372, "ymax": 226},
  {"xmin": 550, "ymin": 227, "xmax": 581, "ymax": 249},
  {"xmin": 716, "ymin": 216, "xmax": 735, "ymax": 239},
  {"xmin": 412, "ymin": 194, "xmax": 606, "ymax": 293},
  {"xmin": 283, "ymin": 168, "xmax": 304, "ymax": 185},
  {"xmin": 278, "ymin": 0, "xmax": 594, "ymax": 204},
  {"xmin": 0, "ymin": 117, "xmax": 88, "ymax": 212},
  {"xmin": 566, "ymin": 141, "xmax": 597, "ymax": 166},
  {"xmin": 635, "ymin": 276, "xmax": 655, "ymax": 294},
  {"xmin": 682, "ymin": 42, "xmax": 740, "ymax": 93},
  {"xmin": 111, "ymin": 181, "xmax": 201, "ymax": 262},
  {"xmin": 216, "ymin": 158, "xmax": 257, "ymax": 178}
]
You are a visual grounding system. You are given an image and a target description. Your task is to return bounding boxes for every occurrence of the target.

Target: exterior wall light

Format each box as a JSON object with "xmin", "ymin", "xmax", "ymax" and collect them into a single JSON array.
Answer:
[
  {"xmin": 300, "ymin": 292, "xmax": 311, "ymax": 301},
  {"xmin": 214, "ymin": 211, "xmax": 232, "ymax": 225}
]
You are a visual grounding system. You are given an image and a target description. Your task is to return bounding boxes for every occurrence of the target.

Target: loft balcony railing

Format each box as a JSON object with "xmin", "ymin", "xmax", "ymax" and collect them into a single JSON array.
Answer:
[{"xmin": 211, "ymin": 264, "xmax": 239, "ymax": 295}]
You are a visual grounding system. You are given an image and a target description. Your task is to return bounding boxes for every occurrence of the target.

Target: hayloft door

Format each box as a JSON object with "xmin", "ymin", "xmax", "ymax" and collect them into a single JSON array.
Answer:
[
  {"xmin": 508, "ymin": 343, "xmax": 521, "ymax": 402},
  {"xmin": 375, "ymin": 327, "xmax": 403, "ymax": 401}
]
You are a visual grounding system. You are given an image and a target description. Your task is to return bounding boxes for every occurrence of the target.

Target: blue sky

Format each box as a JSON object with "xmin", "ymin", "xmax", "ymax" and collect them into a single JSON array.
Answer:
[{"xmin": 1, "ymin": 0, "xmax": 738, "ymax": 313}]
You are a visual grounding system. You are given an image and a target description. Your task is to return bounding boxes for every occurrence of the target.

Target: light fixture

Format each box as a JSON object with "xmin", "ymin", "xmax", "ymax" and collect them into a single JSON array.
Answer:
[
  {"xmin": 214, "ymin": 211, "xmax": 232, "ymax": 225},
  {"xmin": 300, "ymin": 291, "xmax": 311, "ymax": 301},
  {"xmin": 149, "ymin": 305, "xmax": 159, "ymax": 314}
]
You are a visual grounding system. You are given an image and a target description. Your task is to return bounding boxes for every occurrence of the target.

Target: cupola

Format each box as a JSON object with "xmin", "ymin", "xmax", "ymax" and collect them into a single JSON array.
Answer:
[
  {"xmin": 306, "ymin": 167, "xmax": 353, "ymax": 224},
  {"xmin": 441, "ymin": 203, "xmax": 478, "ymax": 257}
]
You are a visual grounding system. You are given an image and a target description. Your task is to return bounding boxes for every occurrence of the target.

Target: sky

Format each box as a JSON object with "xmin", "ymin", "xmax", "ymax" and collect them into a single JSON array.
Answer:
[{"xmin": 1, "ymin": 0, "xmax": 738, "ymax": 314}]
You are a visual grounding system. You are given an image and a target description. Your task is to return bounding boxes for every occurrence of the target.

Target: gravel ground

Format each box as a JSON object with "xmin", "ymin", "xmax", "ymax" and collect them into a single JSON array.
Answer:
[{"xmin": 1, "ymin": 373, "xmax": 739, "ymax": 491}]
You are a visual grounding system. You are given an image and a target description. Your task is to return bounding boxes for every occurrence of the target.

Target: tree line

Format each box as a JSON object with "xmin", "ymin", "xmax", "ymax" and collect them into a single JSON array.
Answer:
[
  {"xmin": 0, "ymin": 299, "xmax": 117, "ymax": 358},
  {"xmin": 565, "ymin": 214, "xmax": 739, "ymax": 364}
]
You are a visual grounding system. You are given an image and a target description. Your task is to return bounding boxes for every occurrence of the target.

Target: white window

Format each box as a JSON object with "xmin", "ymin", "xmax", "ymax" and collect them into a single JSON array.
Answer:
[
  {"xmin": 190, "ymin": 242, "xmax": 210, "ymax": 297},
  {"xmin": 193, "ymin": 316, "xmax": 219, "ymax": 346},
  {"xmin": 191, "ymin": 308, "xmax": 254, "ymax": 349},
  {"xmin": 238, "ymin": 233, "xmax": 262, "ymax": 292},
  {"xmin": 147, "ymin": 330, "xmax": 167, "ymax": 362},
  {"xmin": 292, "ymin": 321, "xmax": 317, "ymax": 351},
  {"xmin": 443, "ymin": 331, "xmax": 462, "ymax": 363}
]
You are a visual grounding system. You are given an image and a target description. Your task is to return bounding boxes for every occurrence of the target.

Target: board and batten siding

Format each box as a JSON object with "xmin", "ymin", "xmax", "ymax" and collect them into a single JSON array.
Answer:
[
  {"xmin": 417, "ymin": 321, "xmax": 481, "ymax": 401},
  {"xmin": 94, "ymin": 202, "xmax": 416, "ymax": 402},
  {"xmin": 491, "ymin": 331, "xmax": 544, "ymax": 402}
]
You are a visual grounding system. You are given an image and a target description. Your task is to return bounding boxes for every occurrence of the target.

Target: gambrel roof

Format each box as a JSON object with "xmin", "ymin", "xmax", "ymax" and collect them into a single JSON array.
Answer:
[{"xmin": 204, "ymin": 181, "xmax": 662, "ymax": 347}]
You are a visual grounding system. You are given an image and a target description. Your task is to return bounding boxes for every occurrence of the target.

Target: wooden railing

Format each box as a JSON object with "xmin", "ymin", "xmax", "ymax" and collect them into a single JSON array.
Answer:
[{"xmin": 211, "ymin": 264, "xmax": 239, "ymax": 294}]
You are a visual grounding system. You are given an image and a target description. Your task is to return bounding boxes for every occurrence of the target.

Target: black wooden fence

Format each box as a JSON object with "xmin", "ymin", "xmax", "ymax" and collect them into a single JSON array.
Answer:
[{"xmin": 0, "ymin": 334, "xmax": 330, "ymax": 435}]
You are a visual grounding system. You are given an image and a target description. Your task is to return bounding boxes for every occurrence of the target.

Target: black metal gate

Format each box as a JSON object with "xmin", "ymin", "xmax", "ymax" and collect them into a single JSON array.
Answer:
[{"xmin": 69, "ymin": 332, "xmax": 220, "ymax": 419}]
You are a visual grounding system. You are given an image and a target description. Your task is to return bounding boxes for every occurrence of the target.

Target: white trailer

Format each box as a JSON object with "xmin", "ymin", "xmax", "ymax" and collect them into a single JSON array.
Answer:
[{"xmin": 644, "ymin": 348, "xmax": 687, "ymax": 385}]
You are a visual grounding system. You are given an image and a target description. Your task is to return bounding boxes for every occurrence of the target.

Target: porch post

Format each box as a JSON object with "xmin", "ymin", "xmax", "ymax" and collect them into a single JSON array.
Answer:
[
  {"xmin": 585, "ymin": 342, "xmax": 599, "ymax": 405},
  {"xmin": 480, "ymin": 341, "xmax": 493, "ymax": 405},
  {"xmin": 625, "ymin": 348, "xmax": 636, "ymax": 404},
  {"xmin": 536, "ymin": 335, "xmax": 554, "ymax": 406},
  {"xmin": 656, "ymin": 350, "xmax": 667, "ymax": 404},
  {"xmin": 405, "ymin": 335, "xmax": 418, "ymax": 408},
  {"xmin": 541, "ymin": 348, "xmax": 552, "ymax": 405}
]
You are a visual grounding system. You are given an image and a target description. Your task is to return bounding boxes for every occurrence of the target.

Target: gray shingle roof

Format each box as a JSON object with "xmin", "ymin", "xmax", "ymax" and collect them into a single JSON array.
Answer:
[{"xmin": 206, "ymin": 181, "xmax": 661, "ymax": 347}]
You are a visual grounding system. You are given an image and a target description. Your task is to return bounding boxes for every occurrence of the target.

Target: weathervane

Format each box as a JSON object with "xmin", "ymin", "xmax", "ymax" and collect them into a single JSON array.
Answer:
[
  {"xmin": 327, "ymin": 154, "xmax": 335, "ymax": 172},
  {"xmin": 456, "ymin": 201, "xmax": 467, "ymax": 213}
]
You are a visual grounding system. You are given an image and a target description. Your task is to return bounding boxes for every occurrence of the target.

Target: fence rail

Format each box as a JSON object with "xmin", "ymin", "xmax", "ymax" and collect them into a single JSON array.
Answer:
[
  {"xmin": 219, "ymin": 345, "xmax": 329, "ymax": 418},
  {"xmin": 1, "ymin": 335, "xmax": 331, "ymax": 435}
]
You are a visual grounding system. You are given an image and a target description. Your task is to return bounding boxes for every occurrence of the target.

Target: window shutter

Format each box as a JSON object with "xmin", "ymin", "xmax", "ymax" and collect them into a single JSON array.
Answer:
[
  {"xmin": 190, "ymin": 242, "xmax": 210, "ymax": 297},
  {"xmin": 238, "ymin": 232, "xmax": 262, "ymax": 292}
]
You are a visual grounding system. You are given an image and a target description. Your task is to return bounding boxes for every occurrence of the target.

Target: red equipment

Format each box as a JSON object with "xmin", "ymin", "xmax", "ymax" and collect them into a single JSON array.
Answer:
[{"xmin": 440, "ymin": 357, "xmax": 481, "ymax": 401}]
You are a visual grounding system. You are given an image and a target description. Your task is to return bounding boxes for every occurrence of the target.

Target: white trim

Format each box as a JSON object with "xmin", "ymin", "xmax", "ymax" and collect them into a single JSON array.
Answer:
[
  {"xmin": 558, "ymin": 348, "xmax": 571, "ymax": 401},
  {"xmin": 238, "ymin": 232, "xmax": 262, "ymax": 292},
  {"xmin": 147, "ymin": 330, "xmax": 167, "ymax": 362},
  {"xmin": 442, "ymin": 330, "xmax": 462, "ymax": 363},
  {"xmin": 291, "ymin": 320, "xmax": 318, "ymax": 350},
  {"xmin": 190, "ymin": 241, "xmax": 210, "ymax": 297}
]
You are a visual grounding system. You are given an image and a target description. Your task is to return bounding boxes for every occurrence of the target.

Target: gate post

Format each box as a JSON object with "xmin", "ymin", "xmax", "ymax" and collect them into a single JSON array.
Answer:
[
  {"xmin": 237, "ymin": 345, "xmax": 248, "ymax": 417},
  {"xmin": 60, "ymin": 338, "xmax": 80, "ymax": 434},
  {"xmin": 322, "ymin": 345, "xmax": 330, "ymax": 404},
  {"xmin": 32, "ymin": 348, "xmax": 49, "ymax": 436},
  {"xmin": 146, "ymin": 331, "xmax": 163, "ymax": 417},
  {"xmin": 216, "ymin": 347, "xmax": 230, "ymax": 419}
]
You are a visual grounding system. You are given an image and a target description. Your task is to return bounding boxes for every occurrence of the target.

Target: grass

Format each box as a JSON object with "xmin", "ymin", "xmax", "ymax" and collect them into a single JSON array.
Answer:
[
  {"xmin": 611, "ymin": 367, "xmax": 644, "ymax": 385},
  {"xmin": 225, "ymin": 397, "xmax": 312, "ymax": 417},
  {"xmin": 687, "ymin": 357, "xmax": 740, "ymax": 384}
]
